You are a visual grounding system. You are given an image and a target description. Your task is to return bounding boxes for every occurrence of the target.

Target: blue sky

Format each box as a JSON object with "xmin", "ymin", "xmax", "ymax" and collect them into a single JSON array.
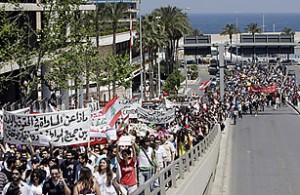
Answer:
[{"xmin": 142, "ymin": 0, "xmax": 300, "ymax": 14}]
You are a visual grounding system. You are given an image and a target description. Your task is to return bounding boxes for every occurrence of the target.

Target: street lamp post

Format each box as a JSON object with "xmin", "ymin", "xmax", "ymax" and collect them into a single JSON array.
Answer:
[
  {"xmin": 139, "ymin": 0, "xmax": 144, "ymax": 100},
  {"xmin": 219, "ymin": 44, "xmax": 225, "ymax": 101}
]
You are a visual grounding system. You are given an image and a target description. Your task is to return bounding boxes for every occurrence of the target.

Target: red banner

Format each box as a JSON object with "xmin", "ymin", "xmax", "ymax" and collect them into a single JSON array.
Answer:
[{"xmin": 250, "ymin": 84, "xmax": 277, "ymax": 93}]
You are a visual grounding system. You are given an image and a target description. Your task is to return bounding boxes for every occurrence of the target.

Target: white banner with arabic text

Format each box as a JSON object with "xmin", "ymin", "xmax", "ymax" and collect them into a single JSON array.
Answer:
[
  {"xmin": 137, "ymin": 107, "xmax": 175, "ymax": 124},
  {"xmin": 3, "ymin": 108, "xmax": 91, "ymax": 146}
]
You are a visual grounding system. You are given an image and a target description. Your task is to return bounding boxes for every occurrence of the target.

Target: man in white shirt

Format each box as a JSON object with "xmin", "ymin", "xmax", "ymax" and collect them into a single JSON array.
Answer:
[
  {"xmin": 154, "ymin": 140, "xmax": 167, "ymax": 169},
  {"xmin": 135, "ymin": 138, "xmax": 158, "ymax": 186},
  {"xmin": 2, "ymin": 167, "xmax": 32, "ymax": 195},
  {"xmin": 153, "ymin": 139, "xmax": 167, "ymax": 187},
  {"xmin": 161, "ymin": 135, "xmax": 175, "ymax": 166}
]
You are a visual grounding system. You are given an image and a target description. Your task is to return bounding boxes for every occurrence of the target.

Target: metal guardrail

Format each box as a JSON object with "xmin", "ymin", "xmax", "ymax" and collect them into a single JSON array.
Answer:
[{"xmin": 132, "ymin": 125, "xmax": 220, "ymax": 195}]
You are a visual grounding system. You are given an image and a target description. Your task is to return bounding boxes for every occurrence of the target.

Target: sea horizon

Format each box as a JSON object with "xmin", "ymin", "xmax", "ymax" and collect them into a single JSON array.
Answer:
[{"xmin": 188, "ymin": 13, "xmax": 300, "ymax": 34}]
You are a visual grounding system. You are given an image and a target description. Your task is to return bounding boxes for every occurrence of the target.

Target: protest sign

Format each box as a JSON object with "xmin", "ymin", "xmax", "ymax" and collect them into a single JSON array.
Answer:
[
  {"xmin": 0, "ymin": 107, "xmax": 30, "ymax": 139},
  {"xmin": 3, "ymin": 108, "xmax": 91, "ymax": 146},
  {"xmin": 118, "ymin": 136, "xmax": 132, "ymax": 146},
  {"xmin": 137, "ymin": 107, "xmax": 175, "ymax": 124},
  {"xmin": 106, "ymin": 129, "xmax": 117, "ymax": 141},
  {"xmin": 119, "ymin": 98, "xmax": 140, "ymax": 118}
]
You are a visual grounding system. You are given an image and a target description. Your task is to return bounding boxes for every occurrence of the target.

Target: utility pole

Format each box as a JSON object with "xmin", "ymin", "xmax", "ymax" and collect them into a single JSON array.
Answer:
[
  {"xmin": 218, "ymin": 44, "xmax": 225, "ymax": 101},
  {"xmin": 139, "ymin": 0, "xmax": 144, "ymax": 101}
]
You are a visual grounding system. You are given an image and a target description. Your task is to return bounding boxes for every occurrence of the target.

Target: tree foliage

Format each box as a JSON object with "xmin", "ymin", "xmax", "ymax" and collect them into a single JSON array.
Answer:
[
  {"xmin": 220, "ymin": 24, "xmax": 240, "ymax": 44},
  {"xmin": 245, "ymin": 23, "xmax": 262, "ymax": 36},
  {"xmin": 281, "ymin": 27, "xmax": 295, "ymax": 35}
]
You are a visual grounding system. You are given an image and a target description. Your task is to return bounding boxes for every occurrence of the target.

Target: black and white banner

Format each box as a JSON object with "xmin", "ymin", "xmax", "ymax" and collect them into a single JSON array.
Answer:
[
  {"xmin": 3, "ymin": 108, "xmax": 91, "ymax": 146},
  {"xmin": 119, "ymin": 99, "xmax": 140, "ymax": 118},
  {"xmin": 137, "ymin": 107, "xmax": 175, "ymax": 124}
]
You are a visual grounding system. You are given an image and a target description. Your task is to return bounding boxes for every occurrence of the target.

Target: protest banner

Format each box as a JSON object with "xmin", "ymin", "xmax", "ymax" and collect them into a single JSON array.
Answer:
[
  {"xmin": 119, "ymin": 98, "xmax": 140, "ymax": 118},
  {"xmin": 250, "ymin": 84, "xmax": 277, "ymax": 93},
  {"xmin": 137, "ymin": 107, "xmax": 175, "ymax": 124},
  {"xmin": 3, "ymin": 108, "xmax": 91, "ymax": 146},
  {"xmin": 0, "ymin": 107, "xmax": 30, "ymax": 139}
]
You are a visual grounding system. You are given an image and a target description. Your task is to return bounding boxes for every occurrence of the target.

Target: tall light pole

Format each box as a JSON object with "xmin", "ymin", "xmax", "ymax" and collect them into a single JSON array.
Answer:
[
  {"xmin": 218, "ymin": 44, "xmax": 225, "ymax": 101},
  {"xmin": 139, "ymin": 0, "xmax": 144, "ymax": 100},
  {"xmin": 236, "ymin": 12, "xmax": 239, "ymax": 63}
]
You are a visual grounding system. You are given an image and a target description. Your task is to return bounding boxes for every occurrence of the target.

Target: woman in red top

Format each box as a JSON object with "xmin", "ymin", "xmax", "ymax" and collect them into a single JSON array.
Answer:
[{"xmin": 116, "ymin": 144, "xmax": 137, "ymax": 194}]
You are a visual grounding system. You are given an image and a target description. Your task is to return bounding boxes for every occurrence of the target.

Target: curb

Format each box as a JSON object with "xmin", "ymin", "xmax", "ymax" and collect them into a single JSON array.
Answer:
[
  {"xmin": 287, "ymin": 101, "xmax": 300, "ymax": 115},
  {"xmin": 210, "ymin": 118, "xmax": 232, "ymax": 195}
]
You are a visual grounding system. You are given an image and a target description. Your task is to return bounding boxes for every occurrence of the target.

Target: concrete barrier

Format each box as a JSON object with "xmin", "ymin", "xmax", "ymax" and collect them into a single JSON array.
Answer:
[{"xmin": 166, "ymin": 124, "xmax": 221, "ymax": 195}]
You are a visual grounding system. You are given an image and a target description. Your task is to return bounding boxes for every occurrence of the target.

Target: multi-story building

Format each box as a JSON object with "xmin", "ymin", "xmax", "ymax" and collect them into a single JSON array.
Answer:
[{"xmin": 0, "ymin": 0, "xmax": 139, "ymax": 107}]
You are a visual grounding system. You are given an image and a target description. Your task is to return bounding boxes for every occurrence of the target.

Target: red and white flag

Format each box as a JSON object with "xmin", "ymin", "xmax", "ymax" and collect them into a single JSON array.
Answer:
[
  {"xmin": 117, "ymin": 114, "xmax": 130, "ymax": 132},
  {"xmin": 102, "ymin": 96, "xmax": 122, "ymax": 127},
  {"xmin": 199, "ymin": 80, "xmax": 211, "ymax": 91}
]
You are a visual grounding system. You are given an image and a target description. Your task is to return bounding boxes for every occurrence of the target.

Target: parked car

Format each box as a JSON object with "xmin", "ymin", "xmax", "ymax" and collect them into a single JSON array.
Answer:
[{"xmin": 281, "ymin": 60, "xmax": 299, "ymax": 65}]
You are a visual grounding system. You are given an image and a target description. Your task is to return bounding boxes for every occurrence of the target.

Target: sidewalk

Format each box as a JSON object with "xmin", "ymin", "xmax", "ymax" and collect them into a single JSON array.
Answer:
[{"xmin": 210, "ymin": 118, "xmax": 232, "ymax": 195}]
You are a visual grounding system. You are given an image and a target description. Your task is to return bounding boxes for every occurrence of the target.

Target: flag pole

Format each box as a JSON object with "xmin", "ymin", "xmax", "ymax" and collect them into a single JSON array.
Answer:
[{"xmin": 129, "ymin": 10, "xmax": 133, "ymax": 64}]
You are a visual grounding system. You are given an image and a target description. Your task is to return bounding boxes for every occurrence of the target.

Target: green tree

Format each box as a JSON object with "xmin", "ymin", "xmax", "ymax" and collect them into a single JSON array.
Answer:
[
  {"xmin": 40, "ymin": 0, "xmax": 96, "ymax": 108},
  {"xmin": 190, "ymin": 29, "xmax": 203, "ymax": 36},
  {"xmin": 281, "ymin": 27, "xmax": 295, "ymax": 35},
  {"xmin": 0, "ymin": 3, "xmax": 40, "ymax": 104},
  {"xmin": 162, "ymin": 70, "xmax": 182, "ymax": 94},
  {"xmin": 153, "ymin": 6, "xmax": 192, "ymax": 75},
  {"xmin": 102, "ymin": 2, "xmax": 128, "ymax": 55},
  {"xmin": 220, "ymin": 24, "xmax": 240, "ymax": 61},
  {"xmin": 281, "ymin": 27, "xmax": 295, "ymax": 61},
  {"xmin": 220, "ymin": 24, "xmax": 240, "ymax": 44},
  {"xmin": 245, "ymin": 23, "xmax": 262, "ymax": 36},
  {"xmin": 91, "ymin": 54, "xmax": 133, "ymax": 99},
  {"xmin": 135, "ymin": 13, "xmax": 167, "ymax": 98}
]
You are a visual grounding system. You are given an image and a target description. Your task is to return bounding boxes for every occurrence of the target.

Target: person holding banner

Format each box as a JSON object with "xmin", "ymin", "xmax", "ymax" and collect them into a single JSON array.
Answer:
[{"xmin": 116, "ymin": 138, "xmax": 137, "ymax": 194}]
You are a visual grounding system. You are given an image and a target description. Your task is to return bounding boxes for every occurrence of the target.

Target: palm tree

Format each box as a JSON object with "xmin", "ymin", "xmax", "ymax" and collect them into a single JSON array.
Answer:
[
  {"xmin": 143, "ymin": 14, "xmax": 167, "ymax": 98},
  {"xmin": 153, "ymin": 6, "xmax": 192, "ymax": 75},
  {"xmin": 281, "ymin": 27, "xmax": 295, "ymax": 61},
  {"xmin": 245, "ymin": 23, "xmax": 262, "ymax": 36},
  {"xmin": 220, "ymin": 24, "xmax": 240, "ymax": 61},
  {"xmin": 245, "ymin": 23, "xmax": 262, "ymax": 62},
  {"xmin": 101, "ymin": 2, "xmax": 127, "ymax": 97},
  {"xmin": 102, "ymin": 2, "xmax": 128, "ymax": 55},
  {"xmin": 281, "ymin": 27, "xmax": 295, "ymax": 35},
  {"xmin": 135, "ymin": 13, "xmax": 168, "ymax": 98},
  {"xmin": 220, "ymin": 24, "xmax": 240, "ymax": 44},
  {"xmin": 191, "ymin": 29, "xmax": 203, "ymax": 36}
]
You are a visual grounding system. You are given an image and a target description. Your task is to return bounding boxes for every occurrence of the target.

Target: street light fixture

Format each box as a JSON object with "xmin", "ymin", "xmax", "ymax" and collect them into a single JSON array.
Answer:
[{"xmin": 139, "ymin": 0, "xmax": 143, "ymax": 101}]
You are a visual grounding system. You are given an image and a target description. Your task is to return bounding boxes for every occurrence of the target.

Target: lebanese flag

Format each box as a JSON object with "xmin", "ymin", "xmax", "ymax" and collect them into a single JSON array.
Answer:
[
  {"xmin": 102, "ymin": 96, "xmax": 122, "ymax": 127},
  {"xmin": 199, "ymin": 80, "xmax": 212, "ymax": 91},
  {"xmin": 117, "ymin": 114, "xmax": 130, "ymax": 132}
]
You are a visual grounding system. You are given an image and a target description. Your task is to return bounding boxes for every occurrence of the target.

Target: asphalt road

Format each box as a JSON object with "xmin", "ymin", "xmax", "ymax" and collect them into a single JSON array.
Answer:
[
  {"xmin": 228, "ymin": 105, "xmax": 300, "ymax": 195},
  {"xmin": 193, "ymin": 64, "xmax": 300, "ymax": 195}
]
